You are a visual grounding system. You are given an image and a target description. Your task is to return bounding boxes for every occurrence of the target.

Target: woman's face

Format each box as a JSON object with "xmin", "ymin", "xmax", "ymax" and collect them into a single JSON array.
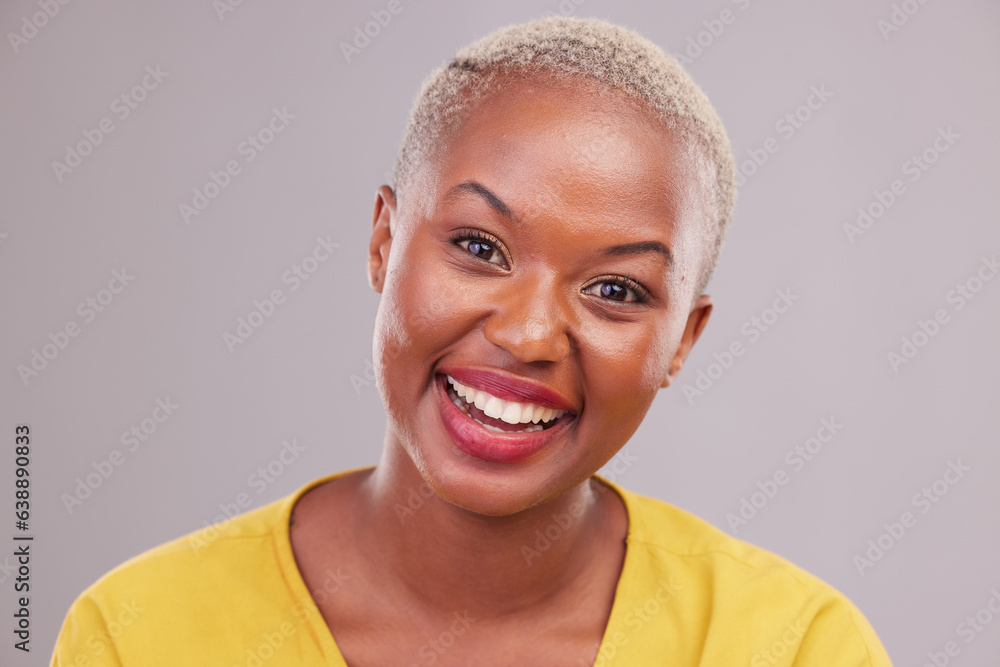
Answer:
[{"xmin": 368, "ymin": 76, "xmax": 714, "ymax": 516}]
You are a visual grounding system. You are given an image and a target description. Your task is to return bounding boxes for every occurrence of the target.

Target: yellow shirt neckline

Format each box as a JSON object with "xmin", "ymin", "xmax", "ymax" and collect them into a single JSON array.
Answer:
[{"xmin": 268, "ymin": 465, "xmax": 636, "ymax": 665}]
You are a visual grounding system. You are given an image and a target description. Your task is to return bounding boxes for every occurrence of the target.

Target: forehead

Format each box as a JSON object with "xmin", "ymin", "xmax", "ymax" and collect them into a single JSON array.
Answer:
[{"xmin": 425, "ymin": 75, "xmax": 712, "ymax": 253}]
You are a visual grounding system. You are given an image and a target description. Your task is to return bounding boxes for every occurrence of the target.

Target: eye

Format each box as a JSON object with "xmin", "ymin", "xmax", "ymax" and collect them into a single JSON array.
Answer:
[
  {"xmin": 582, "ymin": 276, "xmax": 651, "ymax": 304},
  {"xmin": 449, "ymin": 229, "xmax": 510, "ymax": 269}
]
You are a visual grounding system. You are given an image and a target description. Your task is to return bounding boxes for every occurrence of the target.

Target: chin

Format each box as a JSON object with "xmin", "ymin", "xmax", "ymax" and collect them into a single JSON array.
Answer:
[{"xmin": 414, "ymin": 449, "xmax": 588, "ymax": 519}]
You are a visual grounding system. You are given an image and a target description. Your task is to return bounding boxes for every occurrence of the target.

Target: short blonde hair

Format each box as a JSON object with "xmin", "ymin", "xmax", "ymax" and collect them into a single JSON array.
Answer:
[{"xmin": 393, "ymin": 16, "xmax": 737, "ymax": 294}]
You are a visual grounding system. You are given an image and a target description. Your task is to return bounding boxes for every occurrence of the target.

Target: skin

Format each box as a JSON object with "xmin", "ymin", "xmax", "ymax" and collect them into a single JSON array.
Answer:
[{"xmin": 289, "ymin": 74, "xmax": 715, "ymax": 666}]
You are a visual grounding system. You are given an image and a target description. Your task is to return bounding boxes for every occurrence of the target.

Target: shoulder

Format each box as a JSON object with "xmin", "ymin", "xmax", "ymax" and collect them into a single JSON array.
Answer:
[
  {"xmin": 599, "ymin": 478, "xmax": 893, "ymax": 666},
  {"xmin": 48, "ymin": 472, "xmax": 350, "ymax": 666},
  {"xmin": 93, "ymin": 492, "xmax": 287, "ymax": 593},
  {"xmin": 55, "ymin": 495, "xmax": 288, "ymax": 626},
  {"xmin": 61, "ymin": 467, "xmax": 369, "ymax": 615}
]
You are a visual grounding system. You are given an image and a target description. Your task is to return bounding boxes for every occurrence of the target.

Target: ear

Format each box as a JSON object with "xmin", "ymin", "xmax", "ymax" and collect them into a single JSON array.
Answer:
[
  {"xmin": 367, "ymin": 185, "xmax": 397, "ymax": 293},
  {"xmin": 661, "ymin": 294, "xmax": 713, "ymax": 388}
]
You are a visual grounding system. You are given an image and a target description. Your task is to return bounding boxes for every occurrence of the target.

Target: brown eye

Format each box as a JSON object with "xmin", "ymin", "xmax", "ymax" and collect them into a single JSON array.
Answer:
[
  {"xmin": 458, "ymin": 238, "xmax": 503, "ymax": 265},
  {"xmin": 582, "ymin": 276, "xmax": 650, "ymax": 304},
  {"xmin": 450, "ymin": 229, "xmax": 510, "ymax": 268}
]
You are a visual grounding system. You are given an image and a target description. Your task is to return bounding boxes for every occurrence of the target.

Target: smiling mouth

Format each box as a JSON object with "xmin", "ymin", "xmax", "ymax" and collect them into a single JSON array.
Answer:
[{"xmin": 443, "ymin": 374, "xmax": 568, "ymax": 434}]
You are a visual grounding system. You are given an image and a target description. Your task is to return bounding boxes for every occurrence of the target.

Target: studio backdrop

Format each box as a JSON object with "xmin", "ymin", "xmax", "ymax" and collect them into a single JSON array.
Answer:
[{"xmin": 1, "ymin": 0, "xmax": 998, "ymax": 664}]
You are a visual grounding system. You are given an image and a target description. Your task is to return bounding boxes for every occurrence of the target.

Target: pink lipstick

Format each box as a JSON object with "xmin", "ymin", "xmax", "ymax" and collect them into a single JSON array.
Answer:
[{"xmin": 434, "ymin": 371, "xmax": 576, "ymax": 463}]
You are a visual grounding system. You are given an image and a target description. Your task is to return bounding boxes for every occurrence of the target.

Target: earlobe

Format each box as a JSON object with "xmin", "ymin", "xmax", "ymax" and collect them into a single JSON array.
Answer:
[
  {"xmin": 661, "ymin": 294, "xmax": 713, "ymax": 388},
  {"xmin": 367, "ymin": 185, "xmax": 397, "ymax": 293}
]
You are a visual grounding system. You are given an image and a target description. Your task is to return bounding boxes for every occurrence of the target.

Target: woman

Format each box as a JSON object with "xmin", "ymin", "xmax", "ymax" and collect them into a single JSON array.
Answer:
[{"xmin": 51, "ymin": 16, "xmax": 893, "ymax": 666}]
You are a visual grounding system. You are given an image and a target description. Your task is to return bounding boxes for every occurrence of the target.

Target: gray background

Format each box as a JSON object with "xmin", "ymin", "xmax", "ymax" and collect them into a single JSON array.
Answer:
[{"xmin": 2, "ymin": 0, "xmax": 998, "ymax": 664}]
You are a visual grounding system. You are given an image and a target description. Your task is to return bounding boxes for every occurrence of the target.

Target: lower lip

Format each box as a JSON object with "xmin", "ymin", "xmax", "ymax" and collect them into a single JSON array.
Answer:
[{"xmin": 434, "ymin": 373, "xmax": 574, "ymax": 463}]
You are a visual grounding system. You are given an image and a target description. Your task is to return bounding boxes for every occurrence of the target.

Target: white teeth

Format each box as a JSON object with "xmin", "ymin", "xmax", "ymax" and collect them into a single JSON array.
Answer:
[
  {"xmin": 475, "ymin": 416, "xmax": 544, "ymax": 433},
  {"xmin": 446, "ymin": 375, "xmax": 568, "ymax": 427},
  {"xmin": 483, "ymin": 396, "xmax": 504, "ymax": 420},
  {"xmin": 501, "ymin": 402, "xmax": 522, "ymax": 424},
  {"xmin": 518, "ymin": 404, "xmax": 536, "ymax": 424},
  {"xmin": 446, "ymin": 382, "xmax": 545, "ymax": 432},
  {"xmin": 477, "ymin": 419, "xmax": 505, "ymax": 433}
]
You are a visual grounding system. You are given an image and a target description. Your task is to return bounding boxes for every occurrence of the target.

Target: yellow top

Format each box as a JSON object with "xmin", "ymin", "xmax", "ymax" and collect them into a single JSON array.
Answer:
[{"xmin": 50, "ymin": 467, "xmax": 893, "ymax": 666}]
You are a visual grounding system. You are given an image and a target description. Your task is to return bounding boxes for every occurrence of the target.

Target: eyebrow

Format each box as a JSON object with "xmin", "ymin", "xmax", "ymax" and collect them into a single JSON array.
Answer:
[
  {"xmin": 444, "ymin": 179, "xmax": 673, "ymax": 268},
  {"xmin": 603, "ymin": 241, "xmax": 673, "ymax": 269},
  {"xmin": 446, "ymin": 181, "xmax": 515, "ymax": 220}
]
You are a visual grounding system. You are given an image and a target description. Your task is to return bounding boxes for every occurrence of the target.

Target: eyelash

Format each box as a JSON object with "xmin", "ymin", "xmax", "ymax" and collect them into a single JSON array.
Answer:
[
  {"xmin": 448, "ymin": 228, "xmax": 509, "ymax": 268},
  {"xmin": 447, "ymin": 228, "xmax": 653, "ymax": 305},
  {"xmin": 586, "ymin": 274, "xmax": 652, "ymax": 304}
]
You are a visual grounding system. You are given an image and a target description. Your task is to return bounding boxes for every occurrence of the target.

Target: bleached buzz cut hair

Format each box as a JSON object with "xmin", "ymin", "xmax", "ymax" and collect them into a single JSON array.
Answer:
[{"xmin": 392, "ymin": 16, "xmax": 737, "ymax": 295}]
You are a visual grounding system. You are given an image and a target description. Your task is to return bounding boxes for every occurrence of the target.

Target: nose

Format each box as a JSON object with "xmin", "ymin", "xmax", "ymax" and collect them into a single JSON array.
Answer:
[{"xmin": 482, "ymin": 275, "xmax": 573, "ymax": 364}]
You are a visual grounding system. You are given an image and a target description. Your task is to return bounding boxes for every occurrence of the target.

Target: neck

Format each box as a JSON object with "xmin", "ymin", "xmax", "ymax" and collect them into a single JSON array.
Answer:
[{"xmin": 354, "ymin": 441, "xmax": 624, "ymax": 618}]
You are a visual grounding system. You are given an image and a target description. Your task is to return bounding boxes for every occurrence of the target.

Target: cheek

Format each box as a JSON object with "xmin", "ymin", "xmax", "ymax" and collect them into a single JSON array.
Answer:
[
  {"xmin": 372, "ymin": 240, "xmax": 470, "ymax": 400},
  {"xmin": 580, "ymin": 318, "xmax": 676, "ymax": 422}
]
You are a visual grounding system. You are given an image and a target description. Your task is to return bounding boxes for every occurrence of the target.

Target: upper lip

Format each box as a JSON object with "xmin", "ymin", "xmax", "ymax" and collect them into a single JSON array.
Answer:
[{"xmin": 438, "ymin": 367, "xmax": 578, "ymax": 414}]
